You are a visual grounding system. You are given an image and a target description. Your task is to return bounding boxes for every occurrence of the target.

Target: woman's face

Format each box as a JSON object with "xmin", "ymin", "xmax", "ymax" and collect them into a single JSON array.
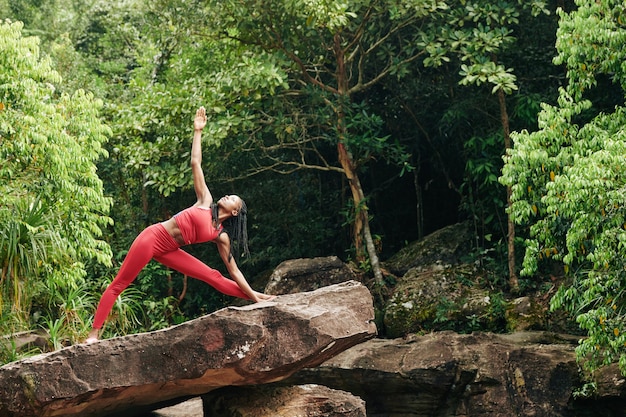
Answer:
[{"xmin": 219, "ymin": 195, "xmax": 243, "ymax": 217}]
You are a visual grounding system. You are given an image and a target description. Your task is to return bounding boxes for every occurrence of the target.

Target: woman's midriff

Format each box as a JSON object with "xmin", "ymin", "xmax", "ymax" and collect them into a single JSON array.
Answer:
[{"xmin": 161, "ymin": 218, "xmax": 185, "ymax": 246}]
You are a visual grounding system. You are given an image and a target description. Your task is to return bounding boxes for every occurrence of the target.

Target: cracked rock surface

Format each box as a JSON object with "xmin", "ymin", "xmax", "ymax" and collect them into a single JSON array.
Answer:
[{"xmin": 0, "ymin": 281, "xmax": 376, "ymax": 417}]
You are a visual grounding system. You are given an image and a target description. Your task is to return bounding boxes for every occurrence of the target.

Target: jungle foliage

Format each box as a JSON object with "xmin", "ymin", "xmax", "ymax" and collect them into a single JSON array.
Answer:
[
  {"xmin": 501, "ymin": 0, "xmax": 626, "ymax": 378},
  {"xmin": 2, "ymin": 0, "xmax": 625, "ymax": 382},
  {"xmin": 0, "ymin": 19, "xmax": 112, "ymax": 353}
]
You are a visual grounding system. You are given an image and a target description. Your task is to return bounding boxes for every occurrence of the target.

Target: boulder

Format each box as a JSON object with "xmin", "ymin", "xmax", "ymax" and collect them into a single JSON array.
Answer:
[
  {"xmin": 0, "ymin": 330, "xmax": 49, "ymax": 355},
  {"xmin": 0, "ymin": 281, "xmax": 376, "ymax": 417},
  {"xmin": 202, "ymin": 384, "xmax": 366, "ymax": 416},
  {"xmin": 594, "ymin": 363, "xmax": 626, "ymax": 399},
  {"xmin": 264, "ymin": 256, "xmax": 358, "ymax": 295},
  {"xmin": 380, "ymin": 223, "xmax": 508, "ymax": 338},
  {"xmin": 383, "ymin": 262, "xmax": 499, "ymax": 337},
  {"xmin": 505, "ymin": 296, "xmax": 548, "ymax": 332},
  {"xmin": 283, "ymin": 331, "xmax": 626, "ymax": 416},
  {"xmin": 382, "ymin": 222, "xmax": 472, "ymax": 276}
]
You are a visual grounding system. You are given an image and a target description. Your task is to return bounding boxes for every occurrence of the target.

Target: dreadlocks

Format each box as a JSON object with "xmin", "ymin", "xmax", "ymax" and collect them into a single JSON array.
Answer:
[{"xmin": 212, "ymin": 200, "xmax": 250, "ymax": 262}]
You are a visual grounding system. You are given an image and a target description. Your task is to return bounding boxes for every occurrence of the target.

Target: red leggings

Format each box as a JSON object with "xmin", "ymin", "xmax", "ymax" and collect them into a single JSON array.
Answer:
[{"xmin": 92, "ymin": 223, "xmax": 249, "ymax": 329}]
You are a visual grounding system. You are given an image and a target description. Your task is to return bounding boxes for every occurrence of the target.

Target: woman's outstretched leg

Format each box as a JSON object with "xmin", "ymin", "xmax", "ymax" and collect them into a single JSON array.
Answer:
[
  {"xmin": 155, "ymin": 249, "xmax": 250, "ymax": 299},
  {"xmin": 86, "ymin": 227, "xmax": 159, "ymax": 343}
]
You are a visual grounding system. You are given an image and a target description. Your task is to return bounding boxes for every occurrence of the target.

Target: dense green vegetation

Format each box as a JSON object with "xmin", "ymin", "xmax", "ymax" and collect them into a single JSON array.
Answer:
[
  {"xmin": 1, "ymin": 0, "xmax": 625, "ymax": 383},
  {"xmin": 501, "ymin": 0, "xmax": 626, "ymax": 381}
]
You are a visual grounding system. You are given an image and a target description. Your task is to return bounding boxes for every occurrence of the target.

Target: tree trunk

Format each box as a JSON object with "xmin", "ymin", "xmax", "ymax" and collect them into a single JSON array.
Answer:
[
  {"xmin": 334, "ymin": 33, "xmax": 383, "ymax": 286},
  {"xmin": 336, "ymin": 143, "xmax": 383, "ymax": 285},
  {"xmin": 498, "ymin": 88, "xmax": 519, "ymax": 291},
  {"xmin": 413, "ymin": 156, "xmax": 424, "ymax": 240}
]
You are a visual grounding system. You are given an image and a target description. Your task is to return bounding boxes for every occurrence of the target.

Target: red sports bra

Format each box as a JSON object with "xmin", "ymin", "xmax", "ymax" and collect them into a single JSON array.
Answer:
[{"xmin": 173, "ymin": 206, "xmax": 222, "ymax": 245}]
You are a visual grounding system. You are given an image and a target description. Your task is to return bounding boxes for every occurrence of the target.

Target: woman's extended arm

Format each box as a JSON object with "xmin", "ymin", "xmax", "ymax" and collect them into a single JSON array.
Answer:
[
  {"xmin": 216, "ymin": 233, "xmax": 276, "ymax": 302},
  {"xmin": 215, "ymin": 233, "xmax": 266, "ymax": 302},
  {"xmin": 191, "ymin": 107, "xmax": 213, "ymax": 207}
]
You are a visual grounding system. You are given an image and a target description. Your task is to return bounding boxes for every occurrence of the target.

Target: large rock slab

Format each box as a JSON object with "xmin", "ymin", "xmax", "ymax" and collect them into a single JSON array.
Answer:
[
  {"xmin": 0, "ymin": 281, "xmax": 376, "ymax": 417},
  {"xmin": 284, "ymin": 331, "xmax": 618, "ymax": 416}
]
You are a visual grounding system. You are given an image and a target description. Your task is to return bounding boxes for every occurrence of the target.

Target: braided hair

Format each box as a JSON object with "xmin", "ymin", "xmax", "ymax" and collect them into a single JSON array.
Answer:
[{"xmin": 212, "ymin": 199, "xmax": 250, "ymax": 262}]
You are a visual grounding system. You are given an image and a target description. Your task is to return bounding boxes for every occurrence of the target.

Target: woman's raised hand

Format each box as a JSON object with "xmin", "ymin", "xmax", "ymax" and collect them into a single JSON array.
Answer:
[{"xmin": 194, "ymin": 106, "xmax": 207, "ymax": 131}]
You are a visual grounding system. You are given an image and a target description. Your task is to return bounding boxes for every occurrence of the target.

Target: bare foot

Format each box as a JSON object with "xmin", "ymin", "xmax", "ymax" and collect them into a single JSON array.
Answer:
[{"xmin": 85, "ymin": 328, "xmax": 99, "ymax": 344}]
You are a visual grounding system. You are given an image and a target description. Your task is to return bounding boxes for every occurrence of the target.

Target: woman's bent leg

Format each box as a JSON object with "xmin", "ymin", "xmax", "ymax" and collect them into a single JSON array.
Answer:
[{"xmin": 155, "ymin": 249, "xmax": 250, "ymax": 299}]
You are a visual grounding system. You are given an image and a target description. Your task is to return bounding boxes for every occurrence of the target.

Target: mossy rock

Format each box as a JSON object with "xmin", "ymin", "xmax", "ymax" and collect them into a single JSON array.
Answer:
[
  {"xmin": 383, "ymin": 222, "xmax": 472, "ymax": 276},
  {"xmin": 382, "ymin": 262, "xmax": 499, "ymax": 338}
]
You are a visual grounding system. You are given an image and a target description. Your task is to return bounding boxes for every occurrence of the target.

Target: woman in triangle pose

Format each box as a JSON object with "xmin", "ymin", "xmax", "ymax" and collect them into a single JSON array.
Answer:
[{"xmin": 86, "ymin": 107, "xmax": 274, "ymax": 343}]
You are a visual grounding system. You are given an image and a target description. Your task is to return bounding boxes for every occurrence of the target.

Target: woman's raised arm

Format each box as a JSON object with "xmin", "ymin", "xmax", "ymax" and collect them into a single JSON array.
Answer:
[{"xmin": 191, "ymin": 107, "xmax": 213, "ymax": 206}]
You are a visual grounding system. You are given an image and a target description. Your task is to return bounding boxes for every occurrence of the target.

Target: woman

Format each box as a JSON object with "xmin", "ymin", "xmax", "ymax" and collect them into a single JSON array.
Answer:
[{"xmin": 85, "ymin": 106, "xmax": 274, "ymax": 343}]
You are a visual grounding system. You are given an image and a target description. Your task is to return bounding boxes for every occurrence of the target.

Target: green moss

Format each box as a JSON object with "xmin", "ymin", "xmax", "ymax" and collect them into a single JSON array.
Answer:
[{"xmin": 20, "ymin": 372, "xmax": 39, "ymax": 405}]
